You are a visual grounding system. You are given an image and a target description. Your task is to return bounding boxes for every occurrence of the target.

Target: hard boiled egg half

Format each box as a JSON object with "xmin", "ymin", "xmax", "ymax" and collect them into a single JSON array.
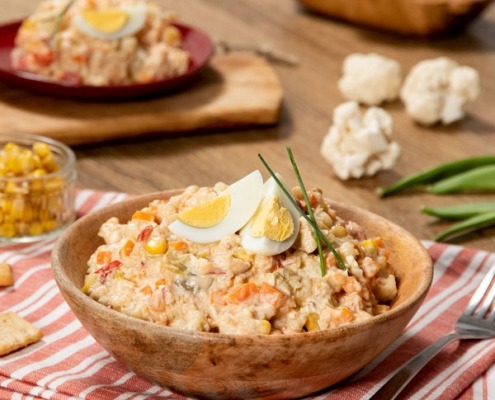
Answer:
[
  {"xmin": 73, "ymin": 4, "xmax": 147, "ymax": 40},
  {"xmin": 168, "ymin": 170, "xmax": 264, "ymax": 244},
  {"xmin": 240, "ymin": 175, "xmax": 300, "ymax": 256},
  {"xmin": 168, "ymin": 170, "xmax": 301, "ymax": 256}
]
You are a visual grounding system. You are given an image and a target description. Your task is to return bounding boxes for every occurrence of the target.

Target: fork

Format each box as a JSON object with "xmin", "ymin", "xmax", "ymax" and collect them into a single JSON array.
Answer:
[{"xmin": 370, "ymin": 262, "xmax": 495, "ymax": 400}]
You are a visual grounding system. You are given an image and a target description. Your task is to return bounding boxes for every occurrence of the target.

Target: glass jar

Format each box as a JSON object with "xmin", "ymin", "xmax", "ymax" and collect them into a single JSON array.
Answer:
[{"xmin": 0, "ymin": 133, "xmax": 76, "ymax": 243}]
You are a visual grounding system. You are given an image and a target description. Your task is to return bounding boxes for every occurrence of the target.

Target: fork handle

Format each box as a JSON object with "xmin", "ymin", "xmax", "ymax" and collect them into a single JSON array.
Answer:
[{"xmin": 369, "ymin": 332, "xmax": 461, "ymax": 400}]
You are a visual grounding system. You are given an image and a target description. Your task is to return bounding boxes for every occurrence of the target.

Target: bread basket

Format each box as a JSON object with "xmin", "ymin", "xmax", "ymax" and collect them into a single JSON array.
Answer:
[{"xmin": 297, "ymin": 0, "xmax": 492, "ymax": 36}]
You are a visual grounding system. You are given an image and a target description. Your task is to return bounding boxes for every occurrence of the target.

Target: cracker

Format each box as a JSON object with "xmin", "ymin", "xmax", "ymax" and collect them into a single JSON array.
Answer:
[
  {"xmin": 0, "ymin": 312, "xmax": 43, "ymax": 356},
  {"xmin": 0, "ymin": 262, "xmax": 14, "ymax": 287}
]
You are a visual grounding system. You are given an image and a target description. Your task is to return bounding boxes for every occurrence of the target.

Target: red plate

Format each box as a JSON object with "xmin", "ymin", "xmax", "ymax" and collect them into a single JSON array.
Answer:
[{"xmin": 0, "ymin": 21, "xmax": 213, "ymax": 100}]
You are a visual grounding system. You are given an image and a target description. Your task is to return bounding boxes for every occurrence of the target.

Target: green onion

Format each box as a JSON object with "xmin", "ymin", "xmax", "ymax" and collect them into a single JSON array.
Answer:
[
  {"xmin": 287, "ymin": 148, "xmax": 326, "ymax": 276},
  {"xmin": 433, "ymin": 210, "xmax": 495, "ymax": 242},
  {"xmin": 258, "ymin": 148, "xmax": 346, "ymax": 274},
  {"xmin": 50, "ymin": 0, "xmax": 76, "ymax": 44},
  {"xmin": 377, "ymin": 155, "xmax": 495, "ymax": 197}
]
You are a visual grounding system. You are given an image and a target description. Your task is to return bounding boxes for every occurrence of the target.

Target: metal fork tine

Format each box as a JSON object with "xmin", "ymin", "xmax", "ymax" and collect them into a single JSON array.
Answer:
[
  {"xmin": 466, "ymin": 263, "xmax": 495, "ymax": 315},
  {"xmin": 475, "ymin": 279, "xmax": 495, "ymax": 318},
  {"xmin": 489, "ymin": 307, "xmax": 495, "ymax": 322}
]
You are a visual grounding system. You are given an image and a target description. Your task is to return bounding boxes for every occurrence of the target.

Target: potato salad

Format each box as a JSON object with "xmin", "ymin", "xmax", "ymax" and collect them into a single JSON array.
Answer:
[
  {"xmin": 84, "ymin": 171, "xmax": 398, "ymax": 335},
  {"xmin": 11, "ymin": 0, "xmax": 190, "ymax": 86}
]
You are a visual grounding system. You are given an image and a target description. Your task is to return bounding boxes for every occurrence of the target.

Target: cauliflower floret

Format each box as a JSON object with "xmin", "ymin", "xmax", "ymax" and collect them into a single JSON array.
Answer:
[
  {"xmin": 320, "ymin": 101, "xmax": 401, "ymax": 180},
  {"xmin": 338, "ymin": 53, "xmax": 402, "ymax": 106},
  {"xmin": 400, "ymin": 57, "xmax": 481, "ymax": 125}
]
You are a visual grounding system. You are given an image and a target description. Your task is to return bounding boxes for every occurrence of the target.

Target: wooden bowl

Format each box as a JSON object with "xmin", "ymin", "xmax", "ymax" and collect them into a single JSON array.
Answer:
[
  {"xmin": 51, "ymin": 191, "xmax": 433, "ymax": 399},
  {"xmin": 297, "ymin": 0, "xmax": 492, "ymax": 36}
]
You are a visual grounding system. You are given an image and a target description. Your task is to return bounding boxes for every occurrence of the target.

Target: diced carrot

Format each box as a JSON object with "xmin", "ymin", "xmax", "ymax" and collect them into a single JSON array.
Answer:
[
  {"xmin": 260, "ymin": 283, "xmax": 286, "ymax": 308},
  {"xmin": 140, "ymin": 285, "xmax": 152, "ymax": 295},
  {"xmin": 71, "ymin": 53, "xmax": 88, "ymax": 63},
  {"xmin": 373, "ymin": 237, "xmax": 385, "ymax": 247},
  {"xmin": 308, "ymin": 192, "xmax": 320, "ymax": 208},
  {"xmin": 120, "ymin": 240, "xmax": 135, "ymax": 257},
  {"xmin": 169, "ymin": 240, "xmax": 188, "ymax": 252},
  {"xmin": 96, "ymin": 250, "xmax": 112, "ymax": 265},
  {"xmin": 132, "ymin": 210, "xmax": 155, "ymax": 222},
  {"xmin": 224, "ymin": 283, "xmax": 260, "ymax": 305},
  {"xmin": 33, "ymin": 49, "xmax": 53, "ymax": 66},
  {"xmin": 155, "ymin": 278, "xmax": 167, "ymax": 287}
]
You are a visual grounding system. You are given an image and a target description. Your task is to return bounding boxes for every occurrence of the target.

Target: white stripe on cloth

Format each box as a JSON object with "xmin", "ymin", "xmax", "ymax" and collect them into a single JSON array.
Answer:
[
  {"xmin": 363, "ymin": 248, "xmax": 492, "ymax": 399},
  {"xmin": 418, "ymin": 339, "xmax": 495, "ymax": 399},
  {"xmin": 74, "ymin": 189, "xmax": 95, "ymax": 210},
  {"xmin": 10, "ymin": 279, "xmax": 57, "ymax": 315},
  {"xmin": 334, "ymin": 243, "xmax": 455, "ymax": 385},
  {"xmin": 7, "ymin": 323, "xmax": 92, "ymax": 379},
  {"xmin": 37, "ymin": 356, "xmax": 116, "ymax": 398},
  {"xmin": 75, "ymin": 371, "xmax": 137, "ymax": 399},
  {"xmin": 32, "ymin": 351, "xmax": 110, "ymax": 390},
  {"xmin": 487, "ymin": 363, "xmax": 495, "ymax": 399},
  {"xmin": 0, "ymin": 263, "xmax": 52, "ymax": 301},
  {"xmin": 0, "ymin": 240, "xmax": 55, "ymax": 266}
]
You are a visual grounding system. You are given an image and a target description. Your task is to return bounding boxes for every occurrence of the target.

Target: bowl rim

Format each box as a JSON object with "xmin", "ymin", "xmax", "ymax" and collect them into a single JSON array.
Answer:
[{"xmin": 51, "ymin": 190, "xmax": 433, "ymax": 343}]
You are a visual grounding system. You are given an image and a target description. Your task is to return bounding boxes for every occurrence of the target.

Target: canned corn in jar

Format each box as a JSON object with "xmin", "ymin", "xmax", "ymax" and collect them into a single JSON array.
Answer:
[{"xmin": 0, "ymin": 133, "xmax": 76, "ymax": 243}]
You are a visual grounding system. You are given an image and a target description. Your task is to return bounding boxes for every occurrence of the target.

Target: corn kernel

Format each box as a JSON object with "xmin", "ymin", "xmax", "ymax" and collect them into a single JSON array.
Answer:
[
  {"xmin": 305, "ymin": 312, "xmax": 320, "ymax": 331},
  {"xmin": 29, "ymin": 221, "xmax": 44, "ymax": 236},
  {"xmin": 0, "ymin": 221, "xmax": 16, "ymax": 237},
  {"xmin": 10, "ymin": 198, "xmax": 26, "ymax": 221},
  {"xmin": 361, "ymin": 239, "xmax": 378, "ymax": 257},
  {"xmin": 164, "ymin": 26, "xmax": 181, "ymax": 45},
  {"xmin": 43, "ymin": 219, "xmax": 58, "ymax": 232},
  {"xmin": 339, "ymin": 307, "xmax": 355, "ymax": 322},
  {"xmin": 0, "ymin": 140, "xmax": 71, "ymax": 239},
  {"xmin": 233, "ymin": 247, "xmax": 254, "ymax": 262},
  {"xmin": 3, "ymin": 142, "xmax": 19, "ymax": 154},
  {"xmin": 4, "ymin": 181, "xmax": 23, "ymax": 194},
  {"xmin": 33, "ymin": 142, "xmax": 51, "ymax": 159},
  {"xmin": 332, "ymin": 225, "xmax": 347, "ymax": 238},
  {"xmin": 81, "ymin": 274, "xmax": 98, "ymax": 294},
  {"xmin": 258, "ymin": 319, "xmax": 272, "ymax": 334},
  {"xmin": 145, "ymin": 236, "xmax": 167, "ymax": 255}
]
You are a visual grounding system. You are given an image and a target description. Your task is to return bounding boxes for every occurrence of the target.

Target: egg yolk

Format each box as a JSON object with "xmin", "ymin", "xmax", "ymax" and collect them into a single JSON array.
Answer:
[
  {"xmin": 82, "ymin": 9, "xmax": 129, "ymax": 33},
  {"xmin": 249, "ymin": 196, "xmax": 294, "ymax": 242},
  {"xmin": 177, "ymin": 192, "xmax": 231, "ymax": 228}
]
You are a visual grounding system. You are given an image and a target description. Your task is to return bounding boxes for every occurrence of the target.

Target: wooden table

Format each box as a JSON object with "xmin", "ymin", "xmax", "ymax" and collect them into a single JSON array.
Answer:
[{"xmin": 3, "ymin": 0, "xmax": 495, "ymax": 252}]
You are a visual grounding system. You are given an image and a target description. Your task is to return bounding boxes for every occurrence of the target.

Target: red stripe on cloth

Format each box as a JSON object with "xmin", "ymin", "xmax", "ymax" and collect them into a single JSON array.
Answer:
[{"xmin": 1, "ymin": 190, "xmax": 494, "ymax": 400}]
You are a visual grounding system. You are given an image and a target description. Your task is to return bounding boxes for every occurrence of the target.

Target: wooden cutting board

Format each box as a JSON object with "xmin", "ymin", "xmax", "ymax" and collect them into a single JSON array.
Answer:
[{"xmin": 0, "ymin": 54, "xmax": 283, "ymax": 145}]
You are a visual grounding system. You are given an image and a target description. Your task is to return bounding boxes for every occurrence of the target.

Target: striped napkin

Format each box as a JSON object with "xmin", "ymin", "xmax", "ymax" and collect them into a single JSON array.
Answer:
[{"xmin": 0, "ymin": 189, "xmax": 494, "ymax": 400}]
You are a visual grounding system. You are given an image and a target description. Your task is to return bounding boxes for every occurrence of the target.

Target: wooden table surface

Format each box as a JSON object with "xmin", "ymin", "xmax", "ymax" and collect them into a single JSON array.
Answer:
[{"xmin": 3, "ymin": 0, "xmax": 495, "ymax": 252}]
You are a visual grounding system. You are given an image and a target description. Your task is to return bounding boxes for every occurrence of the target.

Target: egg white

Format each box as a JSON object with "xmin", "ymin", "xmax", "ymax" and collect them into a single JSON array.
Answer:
[
  {"xmin": 73, "ymin": 4, "xmax": 147, "ymax": 40},
  {"xmin": 168, "ymin": 170, "xmax": 264, "ymax": 243},
  {"xmin": 240, "ymin": 174, "xmax": 300, "ymax": 256}
]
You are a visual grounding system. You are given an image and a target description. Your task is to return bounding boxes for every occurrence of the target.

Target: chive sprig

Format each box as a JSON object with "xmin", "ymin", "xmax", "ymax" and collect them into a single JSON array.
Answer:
[{"xmin": 258, "ymin": 148, "xmax": 346, "ymax": 275}]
